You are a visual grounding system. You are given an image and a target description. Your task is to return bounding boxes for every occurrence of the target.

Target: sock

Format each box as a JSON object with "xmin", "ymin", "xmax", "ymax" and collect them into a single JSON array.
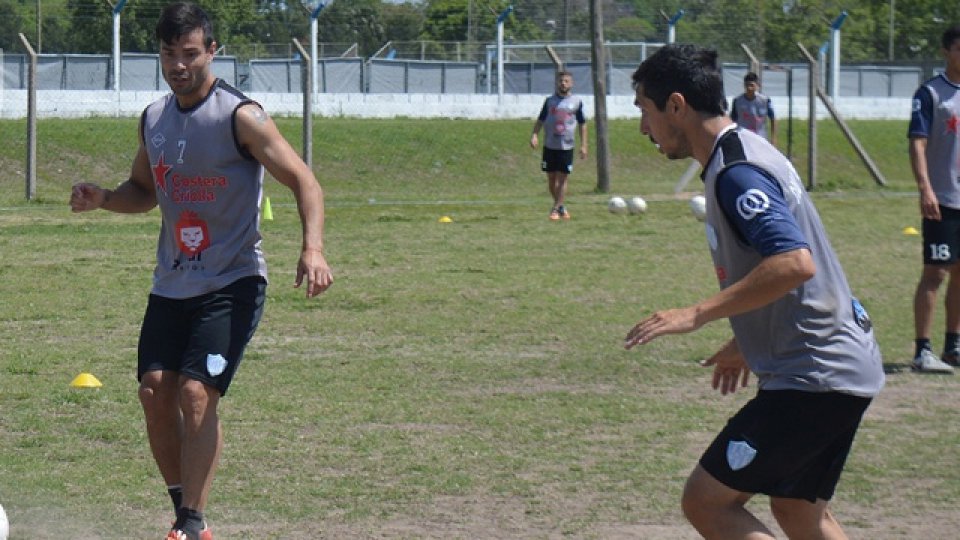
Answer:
[
  {"xmin": 174, "ymin": 506, "xmax": 205, "ymax": 539},
  {"xmin": 945, "ymin": 332, "xmax": 960, "ymax": 354},
  {"xmin": 167, "ymin": 485, "xmax": 183, "ymax": 512},
  {"xmin": 916, "ymin": 338, "xmax": 932, "ymax": 358}
]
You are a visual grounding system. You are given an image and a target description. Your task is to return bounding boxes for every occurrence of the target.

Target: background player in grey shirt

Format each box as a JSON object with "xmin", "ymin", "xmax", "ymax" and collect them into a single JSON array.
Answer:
[
  {"xmin": 906, "ymin": 24, "xmax": 960, "ymax": 374},
  {"xmin": 625, "ymin": 44, "xmax": 883, "ymax": 540},
  {"xmin": 530, "ymin": 71, "xmax": 588, "ymax": 220},
  {"xmin": 730, "ymin": 71, "xmax": 776, "ymax": 145}
]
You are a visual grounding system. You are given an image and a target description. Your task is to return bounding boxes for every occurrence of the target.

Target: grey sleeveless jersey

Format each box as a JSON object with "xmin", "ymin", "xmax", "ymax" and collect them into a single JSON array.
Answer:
[
  {"xmin": 702, "ymin": 128, "xmax": 884, "ymax": 397},
  {"xmin": 141, "ymin": 79, "xmax": 267, "ymax": 299},
  {"xmin": 538, "ymin": 94, "xmax": 584, "ymax": 150},
  {"xmin": 731, "ymin": 93, "xmax": 771, "ymax": 140},
  {"xmin": 916, "ymin": 75, "xmax": 960, "ymax": 209}
]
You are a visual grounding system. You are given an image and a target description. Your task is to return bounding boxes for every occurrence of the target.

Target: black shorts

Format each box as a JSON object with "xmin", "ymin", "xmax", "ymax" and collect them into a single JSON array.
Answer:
[
  {"xmin": 541, "ymin": 147, "xmax": 574, "ymax": 174},
  {"xmin": 137, "ymin": 276, "xmax": 267, "ymax": 396},
  {"xmin": 699, "ymin": 389, "xmax": 872, "ymax": 503},
  {"xmin": 922, "ymin": 205, "xmax": 960, "ymax": 265}
]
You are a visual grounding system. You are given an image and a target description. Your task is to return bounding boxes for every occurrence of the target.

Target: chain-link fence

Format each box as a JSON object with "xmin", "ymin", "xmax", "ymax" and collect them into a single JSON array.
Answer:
[{"xmin": 0, "ymin": 40, "xmax": 931, "ymax": 98}]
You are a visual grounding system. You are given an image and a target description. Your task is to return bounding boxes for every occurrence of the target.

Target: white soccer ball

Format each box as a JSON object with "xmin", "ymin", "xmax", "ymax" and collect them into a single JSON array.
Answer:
[
  {"xmin": 689, "ymin": 194, "xmax": 707, "ymax": 222},
  {"xmin": 0, "ymin": 503, "xmax": 8, "ymax": 540},
  {"xmin": 627, "ymin": 196, "xmax": 648, "ymax": 215},
  {"xmin": 607, "ymin": 196, "xmax": 628, "ymax": 215}
]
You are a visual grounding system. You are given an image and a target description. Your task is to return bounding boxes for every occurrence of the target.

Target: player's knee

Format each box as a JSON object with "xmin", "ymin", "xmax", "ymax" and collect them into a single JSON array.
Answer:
[
  {"xmin": 680, "ymin": 475, "xmax": 711, "ymax": 526},
  {"xmin": 769, "ymin": 497, "xmax": 826, "ymax": 537},
  {"xmin": 138, "ymin": 372, "xmax": 165, "ymax": 405},
  {"xmin": 919, "ymin": 272, "xmax": 948, "ymax": 291},
  {"xmin": 138, "ymin": 374, "xmax": 179, "ymax": 423},
  {"xmin": 178, "ymin": 379, "xmax": 218, "ymax": 420}
]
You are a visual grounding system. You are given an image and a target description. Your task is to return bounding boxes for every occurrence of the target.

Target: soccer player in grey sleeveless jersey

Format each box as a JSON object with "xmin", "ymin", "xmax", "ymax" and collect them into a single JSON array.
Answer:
[
  {"xmin": 530, "ymin": 71, "xmax": 588, "ymax": 220},
  {"xmin": 69, "ymin": 3, "xmax": 333, "ymax": 539},
  {"xmin": 907, "ymin": 24, "xmax": 960, "ymax": 374},
  {"xmin": 624, "ymin": 44, "xmax": 884, "ymax": 539}
]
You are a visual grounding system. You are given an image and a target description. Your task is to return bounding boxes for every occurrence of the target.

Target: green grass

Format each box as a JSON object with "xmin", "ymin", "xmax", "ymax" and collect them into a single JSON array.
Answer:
[
  {"xmin": 0, "ymin": 116, "xmax": 916, "ymax": 208},
  {"xmin": 0, "ymin": 117, "xmax": 956, "ymax": 538}
]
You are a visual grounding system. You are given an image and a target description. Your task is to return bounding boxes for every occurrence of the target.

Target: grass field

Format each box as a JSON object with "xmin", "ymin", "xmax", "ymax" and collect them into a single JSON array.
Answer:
[{"xmin": 1, "ymin": 116, "xmax": 958, "ymax": 538}]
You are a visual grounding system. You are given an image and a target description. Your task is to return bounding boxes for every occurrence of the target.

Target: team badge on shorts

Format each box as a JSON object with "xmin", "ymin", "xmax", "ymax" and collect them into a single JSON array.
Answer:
[
  {"xmin": 726, "ymin": 439, "xmax": 757, "ymax": 471},
  {"xmin": 206, "ymin": 353, "xmax": 228, "ymax": 377}
]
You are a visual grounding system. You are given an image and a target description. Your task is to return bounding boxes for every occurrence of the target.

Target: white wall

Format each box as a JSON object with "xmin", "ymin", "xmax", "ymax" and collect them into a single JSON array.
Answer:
[{"xmin": 0, "ymin": 89, "xmax": 912, "ymax": 121}]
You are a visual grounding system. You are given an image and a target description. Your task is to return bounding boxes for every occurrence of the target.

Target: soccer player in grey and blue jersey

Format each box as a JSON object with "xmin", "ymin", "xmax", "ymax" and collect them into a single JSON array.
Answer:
[
  {"xmin": 530, "ymin": 71, "xmax": 588, "ymax": 220},
  {"xmin": 625, "ymin": 44, "xmax": 883, "ymax": 540},
  {"xmin": 907, "ymin": 24, "xmax": 960, "ymax": 374},
  {"xmin": 730, "ymin": 72, "xmax": 776, "ymax": 145}
]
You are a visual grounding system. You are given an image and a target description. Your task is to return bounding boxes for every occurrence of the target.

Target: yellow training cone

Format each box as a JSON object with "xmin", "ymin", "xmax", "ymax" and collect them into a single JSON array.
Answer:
[
  {"xmin": 438, "ymin": 216, "xmax": 453, "ymax": 223},
  {"xmin": 903, "ymin": 226, "xmax": 919, "ymax": 236},
  {"xmin": 262, "ymin": 197, "xmax": 274, "ymax": 221},
  {"xmin": 70, "ymin": 372, "xmax": 103, "ymax": 388}
]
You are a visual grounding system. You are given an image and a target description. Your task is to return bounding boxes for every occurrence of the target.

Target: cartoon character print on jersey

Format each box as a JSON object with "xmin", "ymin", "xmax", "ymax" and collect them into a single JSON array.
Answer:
[
  {"xmin": 552, "ymin": 106, "xmax": 571, "ymax": 136},
  {"xmin": 173, "ymin": 210, "xmax": 210, "ymax": 270},
  {"xmin": 739, "ymin": 111, "xmax": 760, "ymax": 132}
]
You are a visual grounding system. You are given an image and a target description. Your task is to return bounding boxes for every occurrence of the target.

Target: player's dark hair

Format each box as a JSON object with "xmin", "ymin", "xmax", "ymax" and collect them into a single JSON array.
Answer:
[
  {"xmin": 156, "ymin": 2, "xmax": 214, "ymax": 48},
  {"xmin": 942, "ymin": 25, "xmax": 960, "ymax": 50},
  {"xmin": 631, "ymin": 44, "xmax": 726, "ymax": 116},
  {"xmin": 744, "ymin": 71, "xmax": 759, "ymax": 84}
]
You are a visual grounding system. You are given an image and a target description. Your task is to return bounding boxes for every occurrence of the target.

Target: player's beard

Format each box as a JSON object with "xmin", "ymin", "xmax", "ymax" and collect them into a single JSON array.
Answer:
[{"xmin": 655, "ymin": 126, "xmax": 691, "ymax": 161}]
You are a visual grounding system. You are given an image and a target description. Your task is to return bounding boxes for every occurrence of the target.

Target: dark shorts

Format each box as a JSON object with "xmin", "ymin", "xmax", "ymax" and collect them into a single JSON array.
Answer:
[
  {"xmin": 922, "ymin": 206, "xmax": 960, "ymax": 265},
  {"xmin": 137, "ymin": 276, "xmax": 267, "ymax": 396},
  {"xmin": 699, "ymin": 389, "xmax": 872, "ymax": 503},
  {"xmin": 541, "ymin": 147, "xmax": 574, "ymax": 174}
]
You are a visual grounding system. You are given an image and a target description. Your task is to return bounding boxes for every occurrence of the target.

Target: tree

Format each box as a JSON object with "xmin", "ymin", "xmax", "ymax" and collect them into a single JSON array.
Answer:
[
  {"xmin": 420, "ymin": 0, "xmax": 547, "ymax": 44},
  {"xmin": 316, "ymin": 0, "xmax": 386, "ymax": 56},
  {"xmin": 0, "ymin": 0, "xmax": 25, "ymax": 53},
  {"xmin": 381, "ymin": 1, "xmax": 426, "ymax": 43}
]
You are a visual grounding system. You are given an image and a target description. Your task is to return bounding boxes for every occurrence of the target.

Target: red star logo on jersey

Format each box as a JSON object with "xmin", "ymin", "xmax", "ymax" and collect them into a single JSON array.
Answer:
[
  {"xmin": 947, "ymin": 114, "xmax": 960, "ymax": 134},
  {"xmin": 153, "ymin": 153, "xmax": 171, "ymax": 195}
]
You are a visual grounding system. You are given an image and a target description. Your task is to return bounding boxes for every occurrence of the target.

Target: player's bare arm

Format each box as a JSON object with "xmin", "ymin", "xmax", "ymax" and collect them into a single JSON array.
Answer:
[
  {"xmin": 701, "ymin": 338, "xmax": 750, "ymax": 395},
  {"xmin": 70, "ymin": 144, "xmax": 157, "ymax": 214},
  {"xmin": 909, "ymin": 136, "xmax": 941, "ymax": 221},
  {"xmin": 625, "ymin": 248, "xmax": 815, "ymax": 348},
  {"xmin": 235, "ymin": 103, "xmax": 333, "ymax": 298},
  {"xmin": 578, "ymin": 123, "xmax": 588, "ymax": 159},
  {"xmin": 530, "ymin": 120, "xmax": 543, "ymax": 148}
]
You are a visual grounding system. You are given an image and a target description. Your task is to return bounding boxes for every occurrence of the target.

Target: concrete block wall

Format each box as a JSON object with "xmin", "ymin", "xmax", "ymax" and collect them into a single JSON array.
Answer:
[{"xmin": 0, "ymin": 89, "xmax": 912, "ymax": 121}]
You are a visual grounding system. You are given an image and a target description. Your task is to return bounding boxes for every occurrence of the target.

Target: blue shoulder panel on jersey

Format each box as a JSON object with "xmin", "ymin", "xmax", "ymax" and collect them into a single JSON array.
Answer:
[
  {"xmin": 537, "ymin": 98, "xmax": 550, "ymax": 122},
  {"xmin": 716, "ymin": 163, "xmax": 809, "ymax": 257},
  {"xmin": 908, "ymin": 85, "xmax": 934, "ymax": 139}
]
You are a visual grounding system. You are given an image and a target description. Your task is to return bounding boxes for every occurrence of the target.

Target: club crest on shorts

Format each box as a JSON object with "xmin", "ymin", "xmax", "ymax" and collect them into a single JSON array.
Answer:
[
  {"xmin": 206, "ymin": 353, "xmax": 227, "ymax": 377},
  {"xmin": 726, "ymin": 440, "xmax": 757, "ymax": 471}
]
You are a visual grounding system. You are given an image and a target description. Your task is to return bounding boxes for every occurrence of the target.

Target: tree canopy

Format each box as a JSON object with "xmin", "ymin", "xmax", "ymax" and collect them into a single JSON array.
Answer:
[{"xmin": 0, "ymin": 0, "xmax": 956, "ymax": 65}]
